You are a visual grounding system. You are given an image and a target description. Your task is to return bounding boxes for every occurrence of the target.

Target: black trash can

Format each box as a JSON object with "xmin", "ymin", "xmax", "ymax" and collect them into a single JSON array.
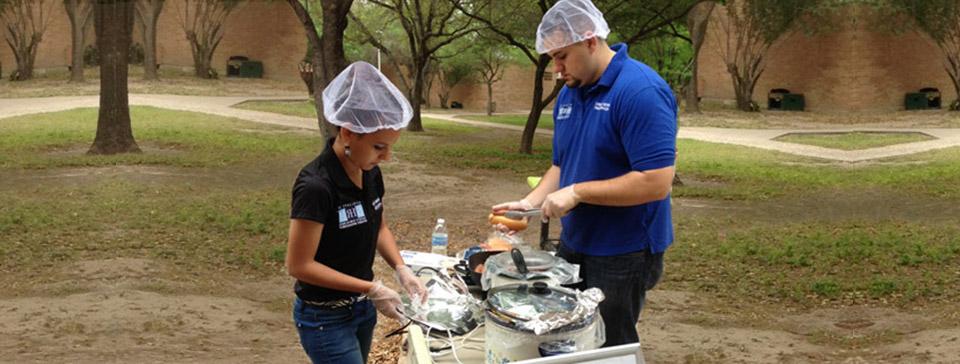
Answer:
[
  {"xmin": 919, "ymin": 87, "xmax": 941, "ymax": 109},
  {"xmin": 226, "ymin": 56, "xmax": 248, "ymax": 77},
  {"xmin": 768, "ymin": 88, "xmax": 790, "ymax": 110},
  {"xmin": 905, "ymin": 92, "xmax": 928, "ymax": 110},
  {"xmin": 782, "ymin": 93, "xmax": 805, "ymax": 111}
]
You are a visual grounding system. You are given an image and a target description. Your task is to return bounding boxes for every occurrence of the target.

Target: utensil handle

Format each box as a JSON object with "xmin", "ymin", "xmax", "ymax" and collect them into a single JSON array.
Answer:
[{"xmin": 511, "ymin": 248, "xmax": 528, "ymax": 274}]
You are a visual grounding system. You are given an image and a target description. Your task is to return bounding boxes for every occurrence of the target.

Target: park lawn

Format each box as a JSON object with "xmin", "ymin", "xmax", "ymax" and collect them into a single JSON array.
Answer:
[
  {"xmin": 774, "ymin": 131, "xmax": 936, "ymax": 150},
  {"xmin": 233, "ymin": 100, "xmax": 557, "ymax": 130},
  {"xmin": 459, "ymin": 114, "xmax": 555, "ymax": 130},
  {"xmin": 233, "ymin": 100, "xmax": 317, "ymax": 118},
  {"xmin": 1, "ymin": 106, "xmax": 959, "ymax": 307}
]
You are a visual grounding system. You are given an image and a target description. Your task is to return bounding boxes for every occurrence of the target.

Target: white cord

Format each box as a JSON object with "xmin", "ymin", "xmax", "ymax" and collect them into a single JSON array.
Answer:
[{"xmin": 447, "ymin": 330, "xmax": 465, "ymax": 364}]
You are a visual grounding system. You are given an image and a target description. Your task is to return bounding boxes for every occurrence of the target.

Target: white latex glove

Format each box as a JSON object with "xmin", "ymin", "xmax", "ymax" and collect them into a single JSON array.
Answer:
[
  {"xmin": 491, "ymin": 198, "xmax": 534, "ymax": 214},
  {"xmin": 366, "ymin": 281, "xmax": 405, "ymax": 321},
  {"xmin": 395, "ymin": 265, "xmax": 428, "ymax": 304},
  {"xmin": 541, "ymin": 184, "xmax": 581, "ymax": 219}
]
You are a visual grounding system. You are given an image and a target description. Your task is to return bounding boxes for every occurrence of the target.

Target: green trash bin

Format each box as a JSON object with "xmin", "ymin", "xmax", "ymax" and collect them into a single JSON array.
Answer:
[
  {"xmin": 239, "ymin": 61, "xmax": 263, "ymax": 78},
  {"xmin": 781, "ymin": 93, "xmax": 805, "ymax": 111},
  {"xmin": 905, "ymin": 92, "xmax": 928, "ymax": 110}
]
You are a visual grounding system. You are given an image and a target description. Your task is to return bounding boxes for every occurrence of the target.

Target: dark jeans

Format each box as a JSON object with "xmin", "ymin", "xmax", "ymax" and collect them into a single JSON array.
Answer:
[
  {"xmin": 557, "ymin": 244, "xmax": 664, "ymax": 347},
  {"xmin": 293, "ymin": 298, "xmax": 377, "ymax": 364}
]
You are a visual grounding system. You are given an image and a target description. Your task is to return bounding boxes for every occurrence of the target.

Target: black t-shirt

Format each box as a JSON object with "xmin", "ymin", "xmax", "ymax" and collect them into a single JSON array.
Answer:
[{"xmin": 290, "ymin": 138, "xmax": 385, "ymax": 301}]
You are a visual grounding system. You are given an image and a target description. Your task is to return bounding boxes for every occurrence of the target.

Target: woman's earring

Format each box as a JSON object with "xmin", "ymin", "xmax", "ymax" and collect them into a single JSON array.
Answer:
[{"xmin": 344, "ymin": 145, "xmax": 352, "ymax": 157}]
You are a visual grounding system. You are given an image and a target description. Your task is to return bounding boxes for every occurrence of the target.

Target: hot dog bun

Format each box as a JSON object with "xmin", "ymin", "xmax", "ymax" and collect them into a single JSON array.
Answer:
[{"xmin": 488, "ymin": 213, "xmax": 528, "ymax": 231}]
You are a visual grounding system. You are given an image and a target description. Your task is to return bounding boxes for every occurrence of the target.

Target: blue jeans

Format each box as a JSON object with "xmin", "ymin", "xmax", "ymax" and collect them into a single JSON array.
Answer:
[
  {"xmin": 293, "ymin": 298, "xmax": 377, "ymax": 364},
  {"xmin": 556, "ymin": 244, "xmax": 664, "ymax": 347}
]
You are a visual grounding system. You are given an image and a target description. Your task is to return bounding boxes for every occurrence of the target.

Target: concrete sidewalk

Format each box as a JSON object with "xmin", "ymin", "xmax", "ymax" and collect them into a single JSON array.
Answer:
[{"xmin": 2, "ymin": 94, "xmax": 959, "ymax": 162}]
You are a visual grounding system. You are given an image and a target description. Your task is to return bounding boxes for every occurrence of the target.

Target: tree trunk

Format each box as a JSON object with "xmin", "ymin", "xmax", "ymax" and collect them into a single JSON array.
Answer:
[
  {"xmin": 407, "ymin": 54, "xmax": 428, "ymax": 132},
  {"xmin": 684, "ymin": 2, "xmax": 716, "ymax": 113},
  {"xmin": 486, "ymin": 81, "xmax": 494, "ymax": 116},
  {"xmin": 89, "ymin": 0, "xmax": 140, "ymax": 155},
  {"xmin": 136, "ymin": 0, "xmax": 163, "ymax": 81},
  {"xmin": 287, "ymin": 0, "xmax": 351, "ymax": 139},
  {"xmin": 519, "ymin": 55, "xmax": 562, "ymax": 154},
  {"xmin": 65, "ymin": 0, "xmax": 91, "ymax": 83},
  {"xmin": 192, "ymin": 43, "xmax": 212, "ymax": 78},
  {"xmin": 731, "ymin": 73, "xmax": 755, "ymax": 112}
]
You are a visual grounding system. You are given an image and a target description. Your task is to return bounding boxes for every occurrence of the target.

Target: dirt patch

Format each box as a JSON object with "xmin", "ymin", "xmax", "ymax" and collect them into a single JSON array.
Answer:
[
  {"xmin": 640, "ymin": 291, "xmax": 960, "ymax": 363},
  {"xmin": 2, "ymin": 143, "xmax": 959, "ymax": 363}
]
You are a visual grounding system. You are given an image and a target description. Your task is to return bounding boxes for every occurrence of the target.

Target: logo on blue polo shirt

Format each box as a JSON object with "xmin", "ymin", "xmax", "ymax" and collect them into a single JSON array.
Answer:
[
  {"xmin": 557, "ymin": 104, "xmax": 572, "ymax": 120},
  {"xmin": 594, "ymin": 102, "xmax": 610, "ymax": 111}
]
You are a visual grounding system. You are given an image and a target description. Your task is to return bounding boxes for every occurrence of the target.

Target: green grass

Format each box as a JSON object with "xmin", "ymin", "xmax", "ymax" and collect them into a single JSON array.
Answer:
[
  {"xmin": 3, "ymin": 106, "xmax": 960, "ymax": 307},
  {"xmin": 774, "ymin": 131, "xmax": 936, "ymax": 150},
  {"xmin": 0, "ymin": 179, "xmax": 293, "ymax": 275},
  {"xmin": 233, "ymin": 100, "xmax": 317, "ymax": 118},
  {"xmin": 232, "ymin": 101, "xmax": 557, "ymax": 131},
  {"xmin": 674, "ymin": 140, "xmax": 960, "ymax": 200},
  {"xmin": 0, "ymin": 106, "xmax": 320, "ymax": 169},
  {"xmin": 670, "ymin": 218, "xmax": 960, "ymax": 306},
  {"xmin": 459, "ymin": 114, "xmax": 555, "ymax": 130}
]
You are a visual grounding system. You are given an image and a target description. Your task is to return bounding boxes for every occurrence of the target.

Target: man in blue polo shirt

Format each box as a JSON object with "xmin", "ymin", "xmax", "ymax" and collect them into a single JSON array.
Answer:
[{"xmin": 492, "ymin": 0, "xmax": 677, "ymax": 347}]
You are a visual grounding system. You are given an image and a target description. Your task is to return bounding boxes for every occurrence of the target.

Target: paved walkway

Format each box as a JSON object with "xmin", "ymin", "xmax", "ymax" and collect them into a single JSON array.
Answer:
[{"xmin": 2, "ymin": 94, "xmax": 960, "ymax": 162}]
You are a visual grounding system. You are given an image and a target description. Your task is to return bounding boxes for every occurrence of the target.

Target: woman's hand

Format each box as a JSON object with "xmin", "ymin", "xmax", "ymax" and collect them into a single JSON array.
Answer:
[
  {"xmin": 395, "ymin": 265, "xmax": 428, "ymax": 304},
  {"xmin": 366, "ymin": 281, "xmax": 405, "ymax": 321}
]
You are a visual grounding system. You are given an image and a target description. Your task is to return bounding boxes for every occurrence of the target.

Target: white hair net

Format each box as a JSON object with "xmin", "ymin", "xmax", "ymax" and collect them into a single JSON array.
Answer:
[
  {"xmin": 535, "ymin": 0, "xmax": 610, "ymax": 54},
  {"xmin": 322, "ymin": 61, "xmax": 413, "ymax": 133}
]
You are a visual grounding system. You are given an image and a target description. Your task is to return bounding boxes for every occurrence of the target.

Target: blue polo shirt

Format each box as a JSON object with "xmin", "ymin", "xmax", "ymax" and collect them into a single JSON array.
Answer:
[{"xmin": 552, "ymin": 43, "xmax": 677, "ymax": 256}]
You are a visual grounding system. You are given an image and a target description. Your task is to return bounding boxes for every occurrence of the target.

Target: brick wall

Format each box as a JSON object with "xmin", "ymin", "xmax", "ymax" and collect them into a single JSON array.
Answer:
[
  {"xmin": 699, "ymin": 5, "xmax": 953, "ymax": 112},
  {"xmin": 434, "ymin": 64, "xmax": 557, "ymax": 113},
  {"xmin": 1, "ymin": 1, "xmax": 305, "ymax": 81},
  {"xmin": 0, "ymin": 1, "xmax": 72, "ymax": 75}
]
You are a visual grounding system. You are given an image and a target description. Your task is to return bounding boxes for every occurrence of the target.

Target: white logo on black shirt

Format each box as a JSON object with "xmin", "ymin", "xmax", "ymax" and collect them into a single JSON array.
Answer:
[
  {"xmin": 372, "ymin": 197, "xmax": 382, "ymax": 211},
  {"xmin": 338, "ymin": 201, "xmax": 367, "ymax": 229}
]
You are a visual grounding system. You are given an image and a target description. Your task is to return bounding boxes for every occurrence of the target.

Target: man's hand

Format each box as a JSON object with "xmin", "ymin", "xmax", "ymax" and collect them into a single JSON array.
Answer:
[
  {"xmin": 541, "ymin": 184, "xmax": 581, "ymax": 218},
  {"xmin": 491, "ymin": 199, "xmax": 534, "ymax": 215},
  {"xmin": 394, "ymin": 265, "xmax": 427, "ymax": 304},
  {"xmin": 490, "ymin": 199, "xmax": 535, "ymax": 233}
]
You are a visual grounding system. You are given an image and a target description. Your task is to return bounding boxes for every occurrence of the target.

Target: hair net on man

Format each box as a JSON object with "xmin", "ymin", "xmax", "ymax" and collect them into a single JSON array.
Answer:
[
  {"xmin": 322, "ymin": 61, "xmax": 413, "ymax": 134},
  {"xmin": 535, "ymin": 0, "xmax": 610, "ymax": 54}
]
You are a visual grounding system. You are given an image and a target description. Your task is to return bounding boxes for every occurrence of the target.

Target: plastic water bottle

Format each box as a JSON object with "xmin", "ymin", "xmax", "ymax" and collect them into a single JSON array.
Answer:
[{"xmin": 431, "ymin": 218, "xmax": 449, "ymax": 256}]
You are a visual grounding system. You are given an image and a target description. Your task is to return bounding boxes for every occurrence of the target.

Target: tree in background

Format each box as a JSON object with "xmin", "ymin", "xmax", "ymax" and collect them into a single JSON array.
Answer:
[
  {"xmin": 632, "ymin": 31, "xmax": 694, "ymax": 100},
  {"xmin": 684, "ymin": 1, "xmax": 716, "ymax": 113},
  {"xmin": 64, "ymin": 0, "xmax": 93, "ymax": 83},
  {"xmin": 89, "ymin": 0, "xmax": 139, "ymax": 155},
  {"xmin": 457, "ymin": 0, "xmax": 705, "ymax": 153},
  {"xmin": 475, "ymin": 36, "xmax": 515, "ymax": 115},
  {"xmin": 890, "ymin": 0, "xmax": 960, "ymax": 109},
  {"xmin": 369, "ymin": 0, "xmax": 481, "ymax": 132},
  {"xmin": 288, "ymin": 0, "xmax": 352, "ymax": 139},
  {"xmin": 347, "ymin": 2, "xmax": 415, "ymax": 98},
  {"xmin": 455, "ymin": 0, "xmax": 561, "ymax": 153},
  {"xmin": 710, "ymin": 0, "xmax": 817, "ymax": 111},
  {"xmin": 1, "ymin": 0, "xmax": 53, "ymax": 81},
  {"xmin": 134, "ymin": 0, "xmax": 165, "ymax": 80},
  {"xmin": 175, "ymin": 0, "xmax": 241, "ymax": 79},
  {"xmin": 435, "ymin": 55, "xmax": 475, "ymax": 109}
]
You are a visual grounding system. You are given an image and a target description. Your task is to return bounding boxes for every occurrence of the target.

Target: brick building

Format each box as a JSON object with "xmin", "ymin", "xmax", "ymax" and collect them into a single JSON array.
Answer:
[
  {"xmin": 0, "ymin": 0, "xmax": 306, "ymax": 81},
  {"xmin": 697, "ymin": 5, "xmax": 952, "ymax": 112}
]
